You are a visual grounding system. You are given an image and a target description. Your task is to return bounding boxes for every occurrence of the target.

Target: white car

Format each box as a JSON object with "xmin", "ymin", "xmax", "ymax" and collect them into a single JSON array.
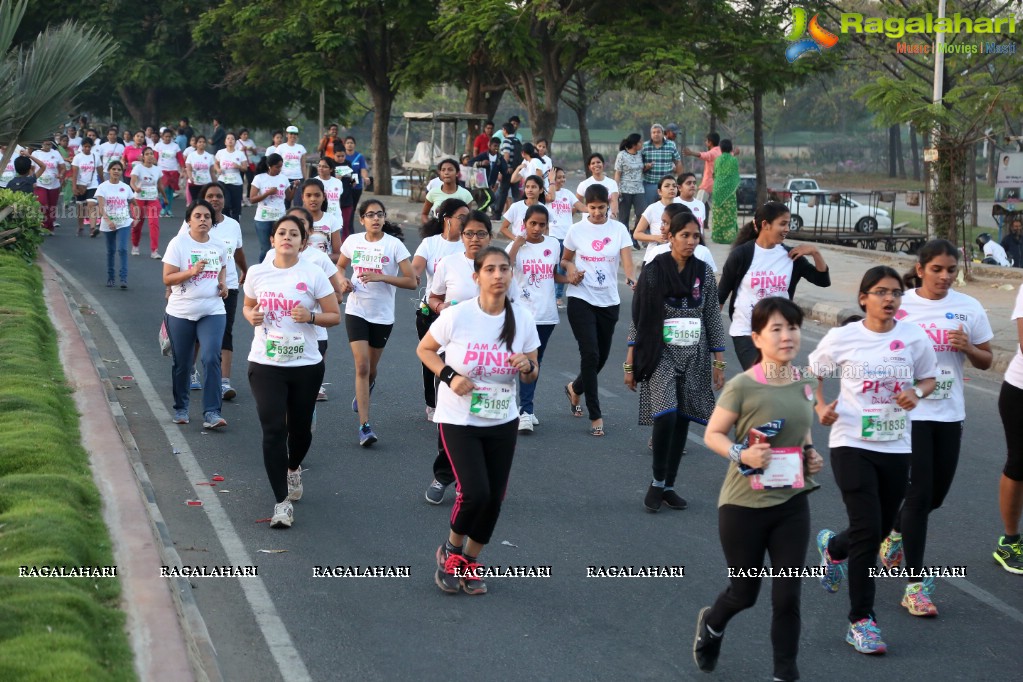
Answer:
[
  {"xmin": 391, "ymin": 175, "xmax": 412, "ymax": 197},
  {"xmin": 787, "ymin": 193, "xmax": 893, "ymax": 233}
]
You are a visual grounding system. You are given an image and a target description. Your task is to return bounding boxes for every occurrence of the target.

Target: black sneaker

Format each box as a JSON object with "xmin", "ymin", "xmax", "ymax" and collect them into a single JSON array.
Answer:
[
  {"xmin": 644, "ymin": 484, "xmax": 663, "ymax": 513},
  {"xmin": 435, "ymin": 544, "xmax": 464, "ymax": 594},
  {"xmin": 662, "ymin": 489, "xmax": 688, "ymax": 510},
  {"xmin": 693, "ymin": 606, "xmax": 723, "ymax": 672},
  {"xmin": 461, "ymin": 557, "xmax": 488, "ymax": 595}
]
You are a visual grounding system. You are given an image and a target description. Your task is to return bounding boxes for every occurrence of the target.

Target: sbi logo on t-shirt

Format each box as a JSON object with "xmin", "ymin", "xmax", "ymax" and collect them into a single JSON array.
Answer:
[
  {"xmin": 945, "ymin": 312, "xmax": 968, "ymax": 322},
  {"xmin": 591, "ymin": 237, "xmax": 612, "ymax": 251}
]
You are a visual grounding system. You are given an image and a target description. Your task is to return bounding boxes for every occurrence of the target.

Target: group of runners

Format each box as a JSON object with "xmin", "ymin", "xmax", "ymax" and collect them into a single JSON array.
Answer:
[{"xmin": 10, "ymin": 119, "xmax": 1022, "ymax": 680}]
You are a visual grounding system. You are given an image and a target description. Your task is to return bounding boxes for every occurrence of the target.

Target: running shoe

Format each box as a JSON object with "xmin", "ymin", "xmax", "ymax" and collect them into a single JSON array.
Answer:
[
  {"xmin": 518, "ymin": 412, "xmax": 534, "ymax": 433},
  {"xmin": 692, "ymin": 606, "xmax": 722, "ymax": 672},
  {"xmin": 190, "ymin": 370, "xmax": 201, "ymax": 390},
  {"xmin": 359, "ymin": 423, "xmax": 378, "ymax": 447},
  {"xmin": 151, "ymin": 251, "xmax": 162, "ymax": 259},
  {"xmin": 901, "ymin": 579, "xmax": 938, "ymax": 617},
  {"xmin": 131, "ymin": 246, "xmax": 140, "ymax": 256},
  {"xmin": 846, "ymin": 617, "xmax": 887, "ymax": 654},
  {"xmin": 879, "ymin": 531, "xmax": 904, "ymax": 569},
  {"xmin": 435, "ymin": 544, "xmax": 465, "ymax": 594},
  {"xmin": 221, "ymin": 382, "xmax": 236, "ymax": 401},
  {"xmin": 106, "ymin": 279, "xmax": 114, "ymax": 288},
  {"xmin": 460, "ymin": 559, "xmax": 488, "ymax": 595},
  {"xmin": 530, "ymin": 413, "xmax": 539, "ymax": 426},
  {"xmin": 816, "ymin": 529, "xmax": 847, "ymax": 593},
  {"xmin": 202, "ymin": 411, "xmax": 227, "ymax": 429},
  {"xmin": 316, "ymin": 385, "xmax": 328, "ymax": 401},
  {"xmin": 172, "ymin": 409, "xmax": 189, "ymax": 424},
  {"xmin": 351, "ymin": 380, "xmax": 375, "ymax": 413},
  {"xmin": 993, "ymin": 535, "xmax": 1023, "ymax": 574},
  {"xmin": 425, "ymin": 479, "xmax": 447, "ymax": 505},
  {"xmin": 661, "ymin": 489, "xmax": 688, "ymax": 510},
  {"xmin": 425, "ymin": 406, "xmax": 435, "ymax": 422},
  {"xmin": 286, "ymin": 466, "xmax": 303, "ymax": 502},
  {"xmin": 270, "ymin": 501, "xmax": 293, "ymax": 529},
  {"xmin": 120, "ymin": 279, "xmax": 127, "ymax": 289}
]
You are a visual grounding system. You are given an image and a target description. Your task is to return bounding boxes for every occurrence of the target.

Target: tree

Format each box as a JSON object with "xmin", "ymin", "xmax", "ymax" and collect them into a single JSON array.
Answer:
[{"xmin": 0, "ymin": 0, "xmax": 114, "ymax": 171}]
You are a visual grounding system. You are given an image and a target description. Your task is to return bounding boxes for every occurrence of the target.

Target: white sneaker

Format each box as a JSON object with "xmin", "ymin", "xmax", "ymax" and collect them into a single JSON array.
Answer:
[
  {"xmin": 270, "ymin": 500, "xmax": 293, "ymax": 528},
  {"xmin": 316, "ymin": 385, "xmax": 328, "ymax": 401},
  {"xmin": 151, "ymin": 251, "xmax": 162, "ymax": 259},
  {"xmin": 425, "ymin": 406, "xmax": 435, "ymax": 422},
  {"xmin": 287, "ymin": 466, "xmax": 303, "ymax": 501},
  {"xmin": 131, "ymin": 246, "xmax": 140, "ymax": 256},
  {"xmin": 518, "ymin": 413, "xmax": 534, "ymax": 433},
  {"xmin": 531, "ymin": 413, "xmax": 539, "ymax": 426}
]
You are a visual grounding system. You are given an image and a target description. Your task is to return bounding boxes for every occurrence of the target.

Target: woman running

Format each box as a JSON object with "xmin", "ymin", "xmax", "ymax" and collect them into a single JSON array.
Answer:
[
  {"xmin": 633, "ymin": 174, "xmax": 681, "ymax": 252},
  {"xmin": 995, "ymin": 283, "xmax": 1023, "ymax": 575},
  {"xmin": 424, "ymin": 210, "xmax": 493, "ymax": 504},
  {"xmin": 718, "ymin": 201, "xmax": 831, "ymax": 370},
  {"xmin": 336, "ymin": 199, "xmax": 416, "ymax": 446},
  {"xmin": 300, "ymin": 178, "xmax": 343, "ymax": 262},
  {"xmin": 243, "ymin": 214, "xmax": 341, "ymax": 528},
  {"xmin": 677, "ymin": 171, "xmax": 706, "ymax": 229},
  {"xmin": 71, "ymin": 137, "xmax": 102, "ymax": 237},
  {"xmin": 129, "ymin": 147, "xmax": 164, "ymax": 258},
  {"xmin": 95, "ymin": 161, "xmax": 136, "ymax": 288},
  {"xmin": 546, "ymin": 167, "xmax": 577, "ymax": 308},
  {"xmin": 313, "ymin": 156, "xmax": 345, "ymax": 229},
  {"xmin": 412, "ymin": 199, "xmax": 470, "ymax": 421},
  {"xmin": 810, "ymin": 265, "xmax": 938, "ymax": 655},
  {"xmin": 162, "ymin": 200, "xmax": 230, "ymax": 429},
  {"xmin": 561, "ymin": 183, "xmax": 636, "ymax": 436},
  {"xmin": 575, "ymin": 153, "xmax": 619, "ymax": 219},
  {"xmin": 185, "ymin": 135, "xmax": 216, "ymax": 205},
  {"xmin": 417, "ymin": 246, "xmax": 540, "ymax": 595},
  {"xmin": 643, "ymin": 204, "xmax": 718, "ymax": 272},
  {"xmin": 499, "ymin": 174, "xmax": 545, "ymax": 241},
  {"xmin": 506, "ymin": 204, "xmax": 566, "ymax": 431},
  {"xmin": 250, "ymin": 153, "xmax": 292, "ymax": 261},
  {"xmin": 877, "ymin": 240, "xmax": 993, "ymax": 611},
  {"xmin": 625, "ymin": 210, "xmax": 725, "ymax": 511},
  {"xmin": 422, "ymin": 158, "xmax": 474, "ymax": 223},
  {"xmin": 695, "ymin": 297, "xmax": 824, "ymax": 680},
  {"xmin": 214, "ymin": 132, "xmax": 247, "ymax": 220}
]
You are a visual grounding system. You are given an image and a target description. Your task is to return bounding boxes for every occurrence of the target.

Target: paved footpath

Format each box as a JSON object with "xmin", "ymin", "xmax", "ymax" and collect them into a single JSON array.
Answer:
[{"xmin": 39, "ymin": 193, "xmax": 1023, "ymax": 681}]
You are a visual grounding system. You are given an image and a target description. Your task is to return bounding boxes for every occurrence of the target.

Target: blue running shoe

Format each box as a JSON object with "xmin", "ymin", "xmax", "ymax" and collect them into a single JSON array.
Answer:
[
  {"xmin": 202, "ymin": 411, "xmax": 227, "ymax": 429},
  {"xmin": 190, "ymin": 369, "xmax": 201, "ymax": 391},
  {"xmin": 359, "ymin": 423, "xmax": 378, "ymax": 447},
  {"xmin": 172, "ymin": 409, "xmax": 189, "ymax": 424},
  {"xmin": 817, "ymin": 528, "xmax": 846, "ymax": 593},
  {"xmin": 846, "ymin": 618, "xmax": 887, "ymax": 654}
]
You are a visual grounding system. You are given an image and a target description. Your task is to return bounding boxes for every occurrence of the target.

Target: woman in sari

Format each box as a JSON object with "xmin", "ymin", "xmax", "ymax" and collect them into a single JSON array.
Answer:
[{"xmin": 711, "ymin": 139, "xmax": 739, "ymax": 245}]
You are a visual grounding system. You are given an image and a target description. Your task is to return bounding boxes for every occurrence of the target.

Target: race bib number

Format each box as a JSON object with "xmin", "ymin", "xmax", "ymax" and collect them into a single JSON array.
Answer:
[
  {"xmin": 265, "ymin": 331, "xmax": 305, "ymax": 363},
  {"xmin": 139, "ymin": 183, "xmax": 158, "ymax": 201},
  {"xmin": 861, "ymin": 404, "xmax": 907, "ymax": 441},
  {"xmin": 469, "ymin": 382, "xmax": 514, "ymax": 419},
  {"xmin": 190, "ymin": 249, "xmax": 222, "ymax": 272},
  {"xmin": 662, "ymin": 318, "xmax": 701, "ymax": 346},
  {"xmin": 925, "ymin": 367, "xmax": 954, "ymax": 401},
  {"xmin": 193, "ymin": 167, "xmax": 211, "ymax": 184},
  {"xmin": 750, "ymin": 448, "xmax": 805, "ymax": 489},
  {"xmin": 257, "ymin": 202, "xmax": 283, "ymax": 222},
  {"xmin": 40, "ymin": 173, "xmax": 55, "ymax": 185},
  {"xmin": 352, "ymin": 246, "xmax": 384, "ymax": 270}
]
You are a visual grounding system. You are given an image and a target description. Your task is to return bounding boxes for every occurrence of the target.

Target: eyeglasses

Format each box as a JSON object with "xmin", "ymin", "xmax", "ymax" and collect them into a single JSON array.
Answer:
[
  {"xmin": 462, "ymin": 230, "xmax": 490, "ymax": 239},
  {"xmin": 866, "ymin": 289, "xmax": 904, "ymax": 298},
  {"xmin": 362, "ymin": 211, "xmax": 386, "ymax": 219}
]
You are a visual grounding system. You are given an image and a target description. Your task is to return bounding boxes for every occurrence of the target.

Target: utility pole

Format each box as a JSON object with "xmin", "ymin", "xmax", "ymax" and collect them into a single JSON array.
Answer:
[{"xmin": 928, "ymin": 0, "xmax": 947, "ymax": 238}]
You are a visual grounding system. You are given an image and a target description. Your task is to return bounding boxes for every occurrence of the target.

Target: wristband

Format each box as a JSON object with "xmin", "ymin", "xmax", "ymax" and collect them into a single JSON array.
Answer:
[
  {"xmin": 521, "ymin": 359, "xmax": 536, "ymax": 375},
  {"xmin": 803, "ymin": 444, "xmax": 815, "ymax": 452},
  {"xmin": 308, "ymin": 311, "xmax": 316, "ymax": 325},
  {"xmin": 439, "ymin": 365, "xmax": 459, "ymax": 386}
]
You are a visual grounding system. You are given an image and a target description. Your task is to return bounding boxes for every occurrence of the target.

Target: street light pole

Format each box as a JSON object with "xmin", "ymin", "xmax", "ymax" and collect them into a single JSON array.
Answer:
[{"xmin": 928, "ymin": 0, "xmax": 947, "ymax": 238}]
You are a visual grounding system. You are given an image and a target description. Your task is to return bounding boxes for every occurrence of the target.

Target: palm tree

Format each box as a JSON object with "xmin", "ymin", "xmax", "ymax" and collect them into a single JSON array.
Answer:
[{"xmin": 0, "ymin": 0, "xmax": 115, "ymax": 171}]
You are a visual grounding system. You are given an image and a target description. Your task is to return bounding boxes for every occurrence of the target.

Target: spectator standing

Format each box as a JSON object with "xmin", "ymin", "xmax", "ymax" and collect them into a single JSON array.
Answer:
[
  {"xmin": 473, "ymin": 121, "xmax": 495, "ymax": 157},
  {"xmin": 209, "ymin": 117, "xmax": 226, "ymax": 154},
  {"xmin": 494, "ymin": 123, "xmax": 523, "ymax": 214},
  {"xmin": 711, "ymin": 140, "xmax": 740, "ymax": 245},
  {"xmin": 684, "ymin": 132, "xmax": 722, "ymax": 214},
  {"xmin": 470, "ymin": 136, "xmax": 508, "ymax": 219},
  {"xmin": 641, "ymin": 123, "xmax": 683, "ymax": 206},
  {"xmin": 317, "ymin": 123, "xmax": 341, "ymax": 159},
  {"xmin": 344, "ymin": 136, "xmax": 370, "ymax": 203},
  {"xmin": 1000, "ymin": 218, "xmax": 1023, "ymax": 268},
  {"xmin": 614, "ymin": 133, "xmax": 647, "ymax": 240},
  {"xmin": 176, "ymin": 118, "xmax": 195, "ymax": 151}
]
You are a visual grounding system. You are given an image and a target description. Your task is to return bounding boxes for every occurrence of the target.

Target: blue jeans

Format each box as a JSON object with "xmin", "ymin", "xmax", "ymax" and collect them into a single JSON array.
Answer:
[
  {"xmin": 167, "ymin": 313, "xmax": 226, "ymax": 415},
  {"xmin": 105, "ymin": 226, "xmax": 130, "ymax": 282},
  {"xmin": 554, "ymin": 239, "xmax": 566, "ymax": 300},
  {"xmin": 254, "ymin": 220, "xmax": 274, "ymax": 263},
  {"xmin": 643, "ymin": 182, "xmax": 660, "ymax": 207},
  {"xmin": 518, "ymin": 323, "xmax": 556, "ymax": 416}
]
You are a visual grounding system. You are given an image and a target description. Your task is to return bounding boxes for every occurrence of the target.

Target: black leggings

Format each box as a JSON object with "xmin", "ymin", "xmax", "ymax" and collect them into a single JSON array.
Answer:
[
  {"xmin": 731, "ymin": 335, "xmax": 759, "ymax": 371},
  {"xmin": 707, "ymin": 494, "xmax": 810, "ymax": 682},
  {"xmin": 416, "ymin": 308, "xmax": 440, "ymax": 407},
  {"xmin": 248, "ymin": 361, "xmax": 325, "ymax": 503},
  {"xmin": 223, "ymin": 183, "xmax": 242, "ymax": 221},
  {"xmin": 439, "ymin": 419, "xmax": 518, "ymax": 545},
  {"xmin": 892, "ymin": 420, "xmax": 962, "ymax": 581},
  {"xmin": 998, "ymin": 381, "xmax": 1023, "ymax": 481},
  {"xmin": 826, "ymin": 447, "xmax": 910, "ymax": 623},
  {"xmin": 567, "ymin": 298, "xmax": 619, "ymax": 420},
  {"xmin": 651, "ymin": 377, "xmax": 691, "ymax": 487}
]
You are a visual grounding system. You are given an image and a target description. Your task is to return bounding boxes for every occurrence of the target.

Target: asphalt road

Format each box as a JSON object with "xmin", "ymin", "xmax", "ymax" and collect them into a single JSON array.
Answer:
[{"xmin": 42, "ymin": 198, "xmax": 1023, "ymax": 681}]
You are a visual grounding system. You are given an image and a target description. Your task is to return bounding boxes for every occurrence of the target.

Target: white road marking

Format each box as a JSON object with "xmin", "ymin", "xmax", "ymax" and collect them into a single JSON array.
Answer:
[
  {"xmin": 941, "ymin": 575, "xmax": 1023, "ymax": 625},
  {"xmin": 49, "ymin": 260, "xmax": 312, "ymax": 682}
]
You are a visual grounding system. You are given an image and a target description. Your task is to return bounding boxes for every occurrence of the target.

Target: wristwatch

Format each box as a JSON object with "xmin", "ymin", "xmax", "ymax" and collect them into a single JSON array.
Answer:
[
  {"xmin": 913, "ymin": 386, "xmax": 924, "ymax": 399},
  {"xmin": 728, "ymin": 443, "xmax": 744, "ymax": 464}
]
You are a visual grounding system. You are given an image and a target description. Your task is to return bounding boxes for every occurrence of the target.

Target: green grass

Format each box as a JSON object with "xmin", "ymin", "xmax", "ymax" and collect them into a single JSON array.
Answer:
[{"xmin": 0, "ymin": 253, "xmax": 136, "ymax": 681}]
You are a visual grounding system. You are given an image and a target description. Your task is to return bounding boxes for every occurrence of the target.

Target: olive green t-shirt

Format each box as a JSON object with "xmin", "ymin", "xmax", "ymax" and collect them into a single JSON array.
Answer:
[{"xmin": 716, "ymin": 373, "xmax": 820, "ymax": 509}]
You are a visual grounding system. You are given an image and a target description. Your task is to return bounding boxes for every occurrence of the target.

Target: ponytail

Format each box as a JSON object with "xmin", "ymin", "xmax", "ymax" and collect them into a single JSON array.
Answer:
[
  {"xmin": 733, "ymin": 201, "xmax": 790, "ymax": 249},
  {"xmin": 256, "ymin": 152, "xmax": 282, "ymax": 176},
  {"xmin": 421, "ymin": 197, "xmax": 469, "ymax": 238}
]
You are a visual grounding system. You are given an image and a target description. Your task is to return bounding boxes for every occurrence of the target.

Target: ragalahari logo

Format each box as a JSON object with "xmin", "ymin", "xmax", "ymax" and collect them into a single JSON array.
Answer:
[{"xmin": 785, "ymin": 7, "xmax": 839, "ymax": 62}]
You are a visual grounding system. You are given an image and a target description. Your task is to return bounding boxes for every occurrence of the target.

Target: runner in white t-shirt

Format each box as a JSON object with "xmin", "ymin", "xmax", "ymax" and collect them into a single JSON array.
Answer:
[
  {"xmin": 129, "ymin": 148, "xmax": 164, "ymax": 257},
  {"xmin": 809, "ymin": 265, "xmax": 938, "ymax": 655},
  {"xmin": 250, "ymin": 153, "xmax": 292, "ymax": 261},
  {"xmin": 185, "ymin": 136, "xmax": 216, "ymax": 202},
  {"xmin": 561, "ymin": 182, "xmax": 636, "ymax": 436},
  {"xmin": 546, "ymin": 166, "xmax": 578, "ymax": 308},
  {"xmin": 997, "ymin": 282, "xmax": 1023, "ymax": 575},
  {"xmin": 214, "ymin": 133, "xmax": 247, "ymax": 220},
  {"xmin": 499, "ymin": 174, "xmax": 545, "ymax": 241},
  {"xmin": 72, "ymin": 138, "xmax": 102, "ymax": 235},
  {"xmin": 336, "ymin": 199, "xmax": 416, "ymax": 446},
  {"xmin": 95, "ymin": 161, "xmax": 136, "ymax": 288},
  {"xmin": 298, "ymin": 178, "xmax": 342, "ymax": 260},
  {"xmin": 31, "ymin": 141, "xmax": 66, "ymax": 232},
  {"xmin": 417, "ymin": 246, "xmax": 540, "ymax": 595},
  {"xmin": 154, "ymin": 129, "xmax": 182, "ymax": 216},
  {"xmin": 313, "ymin": 157, "xmax": 345, "ymax": 225},
  {"xmin": 677, "ymin": 171, "xmax": 707, "ymax": 230},
  {"xmin": 575, "ymin": 153, "xmax": 619, "ymax": 219},
  {"xmin": 0, "ymin": 143, "xmax": 26, "ymax": 187},
  {"xmin": 634, "ymin": 175, "xmax": 682, "ymax": 251},
  {"xmin": 243, "ymin": 213, "xmax": 341, "ymax": 529},
  {"xmin": 877, "ymin": 240, "xmax": 994, "ymax": 607},
  {"xmin": 277, "ymin": 127, "xmax": 307, "ymax": 205},
  {"xmin": 642, "ymin": 203, "xmax": 718, "ymax": 273},
  {"xmin": 505, "ymin": 204, "xmax": 566, "ymax": 431}
]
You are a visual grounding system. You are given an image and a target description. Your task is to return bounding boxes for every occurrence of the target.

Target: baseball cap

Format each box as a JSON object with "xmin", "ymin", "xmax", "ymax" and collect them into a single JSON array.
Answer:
[
  {"xmin": 666, "ymin": 123, "xmax": 680, "ymax": 133},
  {"xmin": 286, "ymin": 125, "xmax": 299, "ymax": 134}
]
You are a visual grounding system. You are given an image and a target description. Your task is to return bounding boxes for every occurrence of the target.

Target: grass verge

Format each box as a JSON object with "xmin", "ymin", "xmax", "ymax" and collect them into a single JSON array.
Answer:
[{"xmin": 0, "ymin": 253, "xmax": 136, "ymax": 681}]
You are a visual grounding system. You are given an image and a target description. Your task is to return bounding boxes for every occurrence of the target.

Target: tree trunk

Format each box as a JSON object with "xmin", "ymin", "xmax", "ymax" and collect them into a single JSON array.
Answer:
[
  {"xmin": 464, "ymin": 67, "xmax": 484, "ymax": 156},
  {"xmin": 987, "ymin": 131, "xmax": 997, "ymax": 187},
  {"xmin": 888, "ymin": 125, "xmax": 898, "ymax": 178},
  {"xmin": 910, "ymin": 124, "xmax": 920, "ymax": 181},
  {"xmin": 895, "ymin": 125, "xmax": 906, "ymax": 179},
  {"xmin": 562, "ymin": 73, "xmax": 592, "ymax": 166},
  {"xmin": 753, "ymin": 90, "xmax": 767, "ymax": 207},
  {"xmin": 709, "ymin": 75, "xmax": 718, "ymax": 135},
  {"xmin": 368, "ymin": 85, "xmax": 393, "ymax": 196}
]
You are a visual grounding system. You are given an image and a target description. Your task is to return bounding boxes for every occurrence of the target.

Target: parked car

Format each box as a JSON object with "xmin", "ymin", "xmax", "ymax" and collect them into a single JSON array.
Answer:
[
  {"xmin": 785, "ymin": 178, "xmax": 820, "ymax": 193},
  {"xmin": 391, "ymin": 175, "xmax": 412, "ymax": 197},
  {"xmin": 737, "ymin": 174, "xmax": 757, "ymax": 211},
  {"xmin": 787, "ymin": 192, "xmax": 894, "ymax": 232}
]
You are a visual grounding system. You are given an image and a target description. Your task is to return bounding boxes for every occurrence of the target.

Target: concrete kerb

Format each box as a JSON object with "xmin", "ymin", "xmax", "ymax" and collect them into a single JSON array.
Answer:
[{"xmin": 42, "ymin": 254, "xmax": 222, "ymax": 682}]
